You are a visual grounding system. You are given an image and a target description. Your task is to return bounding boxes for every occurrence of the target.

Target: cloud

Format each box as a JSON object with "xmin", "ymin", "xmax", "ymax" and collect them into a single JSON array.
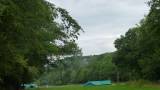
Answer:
[{"xmin": 48, "ymin": 0, "xmax": 149, "ymax": 55}]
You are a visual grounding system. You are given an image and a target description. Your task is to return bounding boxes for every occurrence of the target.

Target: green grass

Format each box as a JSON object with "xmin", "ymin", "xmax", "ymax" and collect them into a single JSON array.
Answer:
[{"xmin": 28, "ymin": 84, "xmax": 160, "ymax": 90}]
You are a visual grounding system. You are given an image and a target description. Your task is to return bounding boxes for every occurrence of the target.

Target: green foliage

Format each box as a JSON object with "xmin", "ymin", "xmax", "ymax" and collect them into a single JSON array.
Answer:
[
  {"xmin": 0, "ymin": 0, "xmax": 82, "ymax": 90},
  {"xmin": 113, "ymin": 0, "xmax": 160, "ymax": 82},
  {"xmin": 37, "ymin": 53, "xmax": 117, "ymax": 85}
]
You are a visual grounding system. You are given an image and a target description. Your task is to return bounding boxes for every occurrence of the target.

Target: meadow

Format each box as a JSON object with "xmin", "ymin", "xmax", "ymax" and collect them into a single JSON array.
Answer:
[{"xmin": 28, "ymin": 84, "xmax": 160, "ymax": 90}]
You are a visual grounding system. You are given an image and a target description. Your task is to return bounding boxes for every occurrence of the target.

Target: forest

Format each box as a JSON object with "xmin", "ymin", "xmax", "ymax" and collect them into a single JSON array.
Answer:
[
  {"xmin": 37, "ymin": 0, "xmax": 160, "ymax": 85},
  {"xmin": 0, "ymin": 0, "xmax": 160, "ymax": 90},
  {"xmin": 37, "ymin": 53, "xmax": 116, "ymax": 85}
]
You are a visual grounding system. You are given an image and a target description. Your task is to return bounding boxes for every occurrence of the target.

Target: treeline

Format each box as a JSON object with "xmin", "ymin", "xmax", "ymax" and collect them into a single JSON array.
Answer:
[
  {"xmin": 113, "ymin": 0, "xmax": 160, "ymax": 82},
  {"xmin": 37, "ymin": 53, "xmax": 117, "ymax": 85},
  {"xmin": 37, "ymin": 0, "xmax": 160, "ymax": 85},
  {"xmin": 0, "ymin": 0, "xmax": 82, "ymax": 90}
]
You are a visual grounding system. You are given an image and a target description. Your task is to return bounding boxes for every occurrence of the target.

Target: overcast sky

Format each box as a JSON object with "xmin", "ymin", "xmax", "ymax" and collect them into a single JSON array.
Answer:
[{"xmin": 49, "ymin": 0, "xmax": 149, "ymax": 56}]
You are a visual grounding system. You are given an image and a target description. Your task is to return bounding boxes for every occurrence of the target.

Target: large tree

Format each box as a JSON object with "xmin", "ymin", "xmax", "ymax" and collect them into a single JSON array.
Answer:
[
  {"xmin": 113, "ymin": 0, "xmax": 160, "ymax": 81},
  {"xmin": 0, "ymin": 0, "xmax": 82, "ymax": 90}
]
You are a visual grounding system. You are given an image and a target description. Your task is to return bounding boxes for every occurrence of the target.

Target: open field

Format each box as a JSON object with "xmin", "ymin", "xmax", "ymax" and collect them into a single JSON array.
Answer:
[{"xmin": 28, "ymin": 84, "xmax": 160, "ymax": 90}]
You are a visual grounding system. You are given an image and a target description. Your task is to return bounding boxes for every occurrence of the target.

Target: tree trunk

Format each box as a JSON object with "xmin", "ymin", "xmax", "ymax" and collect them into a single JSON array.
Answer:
[{"xmin": 117, "ymin": 71, "xmax": 120, "ymax": 83}]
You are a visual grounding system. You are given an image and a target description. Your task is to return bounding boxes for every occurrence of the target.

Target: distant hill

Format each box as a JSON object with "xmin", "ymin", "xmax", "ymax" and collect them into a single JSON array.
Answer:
[{"xmin": 36, "ymin": 52, "xmax": 116, "ymax": 85}]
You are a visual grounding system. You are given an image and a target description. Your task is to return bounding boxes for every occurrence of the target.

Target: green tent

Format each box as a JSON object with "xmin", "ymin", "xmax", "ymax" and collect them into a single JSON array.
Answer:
[{"xmin": 84, "ymin": 80, "xmax": 112, "ymax": 86}]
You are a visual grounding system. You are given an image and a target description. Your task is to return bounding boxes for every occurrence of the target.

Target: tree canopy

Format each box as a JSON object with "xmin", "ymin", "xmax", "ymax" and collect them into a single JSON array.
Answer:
[
  {"xmin": 113, "ymin": 0, "xmax": 160, "ymax": 81},
  {"xmin": 0, "ymin": 0, "xmax": 82, "ymax": 90}
]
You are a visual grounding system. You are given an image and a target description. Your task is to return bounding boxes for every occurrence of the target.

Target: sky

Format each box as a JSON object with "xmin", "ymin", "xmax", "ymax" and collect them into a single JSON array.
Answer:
[{"xmin": 48, "ymin": 0, "xmax": 149, "ymax": 56}]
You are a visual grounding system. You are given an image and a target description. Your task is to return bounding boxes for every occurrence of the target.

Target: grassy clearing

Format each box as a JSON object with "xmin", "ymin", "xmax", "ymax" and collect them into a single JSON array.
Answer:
[{"xmin": 27, "ymin": 84, "xmax": 160, "ymax": 90}]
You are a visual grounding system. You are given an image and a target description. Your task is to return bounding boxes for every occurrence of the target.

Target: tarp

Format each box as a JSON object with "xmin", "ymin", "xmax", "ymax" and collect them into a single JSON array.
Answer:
[
  {"xmin": 84, "ymin": 80, "xmax": 111, "ymax": 86},
  {"xmin": 21, "ymin": 84, "xmax": 38, "ymax": 89}
]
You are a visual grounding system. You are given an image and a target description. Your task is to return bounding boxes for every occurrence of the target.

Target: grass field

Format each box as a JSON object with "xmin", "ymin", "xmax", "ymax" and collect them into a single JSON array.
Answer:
[{"xmin": 28, "ymin": 84, "xmax": 160, "ymax": 90}]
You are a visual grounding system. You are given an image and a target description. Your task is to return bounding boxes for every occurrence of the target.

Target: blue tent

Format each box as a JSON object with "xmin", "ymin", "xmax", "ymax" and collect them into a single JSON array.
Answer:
[
  {"xmin": 84, "ymin": 80, "xmax": 112, "ymax": 86},
  {"xmin": 21, "ymin": 83, "xmax": 38, "ymax": 89}
]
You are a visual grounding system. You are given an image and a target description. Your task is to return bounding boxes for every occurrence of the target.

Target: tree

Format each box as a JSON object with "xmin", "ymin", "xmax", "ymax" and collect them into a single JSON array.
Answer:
[
  {"xmin": 0, "ymin": 0, "xmax": 82, "ymax": 90},
  {"xmin": 137, "ymin": 0, "xmax": 160, "ymax": 81},
  {"xmin": 113, "ymin": 28, "xmax": 141, "ymax": 81},
  {"xmin": 113, "ymin": 0, "xmax": 160, "ymax": 81}
]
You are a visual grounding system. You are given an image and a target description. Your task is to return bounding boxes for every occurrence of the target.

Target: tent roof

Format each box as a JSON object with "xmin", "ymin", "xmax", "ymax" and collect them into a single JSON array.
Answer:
[{"xmin": 84, "ymin": 80, "xmax": 111, "ymax": 86}]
